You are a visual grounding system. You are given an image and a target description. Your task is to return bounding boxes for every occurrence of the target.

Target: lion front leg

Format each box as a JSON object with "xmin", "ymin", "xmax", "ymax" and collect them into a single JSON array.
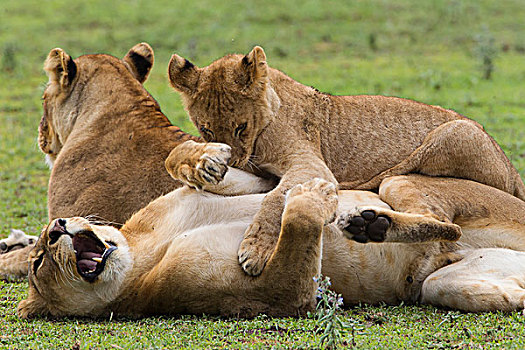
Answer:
[
  {"xmin": 336, "ymin": 206, "xmax": 461, "ymax": 243},
  {"xmin": 0, "ymin": 245, "xmax": 34, "ymax": 280},
  {"xmin": 257, "ymin": 179, "xmax": 338, "ymax": 315},
  {"xmin": 238, "ymin": 155, "xmax": 338, "ymax": 276}
]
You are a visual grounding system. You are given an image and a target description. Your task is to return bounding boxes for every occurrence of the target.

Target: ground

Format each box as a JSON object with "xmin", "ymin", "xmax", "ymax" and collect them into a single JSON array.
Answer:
[{"xmin": 0, "ymin": 0, "xmax": 524, "ymax": 348}]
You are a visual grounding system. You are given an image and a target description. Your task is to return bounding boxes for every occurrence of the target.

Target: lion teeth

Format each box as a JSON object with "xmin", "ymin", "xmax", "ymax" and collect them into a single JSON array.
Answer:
[
  {"xmin": 92, "ymin": 257, "xmax": 103, "ymax": 263},
  {"xmin": 102, "ymin": 240, "xmax": 111, "ymax": 249}
]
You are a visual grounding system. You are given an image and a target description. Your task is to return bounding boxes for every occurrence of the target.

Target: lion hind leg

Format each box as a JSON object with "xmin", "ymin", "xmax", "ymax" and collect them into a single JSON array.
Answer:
[
  {"xmin": 421, "ymin": 248, "xmax": 525, "ymax": 312},
  {"xmin": 336, "ymin": 206, "xmax": 461, "ymax": 243},
  {"xmin": 258, "ymin": 179, "xmax": 338, "ymax": 315},
  {"xmin": 352, "ymin": 120, "xmax": 525, "ymax": 201}
]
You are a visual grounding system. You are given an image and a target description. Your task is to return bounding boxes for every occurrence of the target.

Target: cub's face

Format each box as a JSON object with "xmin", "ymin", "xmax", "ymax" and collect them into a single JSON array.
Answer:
[
  {"xmin": 38, "ymin": 43, "xmax": 154, "ymax": 168},
  {"xmin": 17, "ymin": 217, "xmax": 132, "ymax": 318},
  {"xmin": 168, "ymin": 47, "xmax": 280, "ymax": 168}
]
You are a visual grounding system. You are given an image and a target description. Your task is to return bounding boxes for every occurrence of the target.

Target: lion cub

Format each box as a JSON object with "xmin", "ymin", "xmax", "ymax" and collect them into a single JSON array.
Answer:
[{"xmin": 168, "ymin": 46, "xmax": 525, "ymax": 276}]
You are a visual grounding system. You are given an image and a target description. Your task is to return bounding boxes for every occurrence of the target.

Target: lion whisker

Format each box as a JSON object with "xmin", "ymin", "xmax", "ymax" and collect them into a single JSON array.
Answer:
[{"xmin": 84, "ymin": 215, "xmax": 123, "ymax": 228}]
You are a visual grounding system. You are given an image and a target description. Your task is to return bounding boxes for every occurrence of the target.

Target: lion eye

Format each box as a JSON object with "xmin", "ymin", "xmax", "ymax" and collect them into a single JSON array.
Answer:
[
  {"xmin": 199, "ymin": 126, "xmax": 215, "ymax": 141},
  {"xmin": 234, "ymin": 123, "xmax": 247, "ymax": 138},
  {"xmin": 33, "ymin": 254, "xmax": 44, "ymax": 274}
]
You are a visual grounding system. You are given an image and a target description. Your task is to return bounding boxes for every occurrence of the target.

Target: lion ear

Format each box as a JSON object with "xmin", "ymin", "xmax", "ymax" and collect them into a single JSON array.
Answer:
[
  {"xmin": 38, "ymin": 101, "xmax": 60, "ymax": 167},
  {"xmin": 168, "ymin": 54, "xmax": 201, "ymax": 94},
  {"xmin": 123, "ymin": 42, "xmax": 154, "ymax": 84},
  {"xmin": 44, "ymin": 48, "xmax": 77, "ymax": 89},
  {"xmin": 241, "ymin": 46, "xmax": 268, "ymax": 86}
]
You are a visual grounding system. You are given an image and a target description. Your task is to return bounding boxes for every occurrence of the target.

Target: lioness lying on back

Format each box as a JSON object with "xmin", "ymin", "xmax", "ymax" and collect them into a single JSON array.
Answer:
[
  {"xmin": 10, "ymin": 141, "xmax": 525, "ymax": 318},
  {"xmin": 168, "ymin": 46, "xmax": 525, "ymax": 276}
]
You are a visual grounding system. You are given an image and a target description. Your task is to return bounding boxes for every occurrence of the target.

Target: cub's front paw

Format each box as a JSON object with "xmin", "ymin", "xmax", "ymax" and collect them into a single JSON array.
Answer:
[
  {"xmin": 286, "ymin": 178, "xmax": 338, "ymax": 224},
  {"xmin": 166, "ymin": 140, "xmax": 231, "ymax": 189},
  {"xmin": 194, "ymin": 143, "xmax": 231, "ymax": 186},
  {"xmin": 238, "ymin": 221, "xmax": 276, "ymax": 276},
  {"xmin": 336, "ymin": 208, "xmax": 391, "ymax": 243}
]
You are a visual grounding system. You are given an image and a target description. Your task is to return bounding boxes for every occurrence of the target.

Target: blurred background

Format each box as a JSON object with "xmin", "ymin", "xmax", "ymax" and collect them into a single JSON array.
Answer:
[{"xmin": 1, "ymin": 0, "xmax": 524, "ymax": 234}]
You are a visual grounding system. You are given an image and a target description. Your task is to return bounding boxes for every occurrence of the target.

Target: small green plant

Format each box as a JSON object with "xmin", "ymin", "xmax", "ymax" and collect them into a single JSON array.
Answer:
[
  {"xmin": 1, "ymin": 44, "xmax": 17, "ymax": 73},
  {"xmin": 368, "ymin": 33, "xmax": 377, "ymax": 51},
  {"xmin": 418, "ymin": 69, "xmax": 444, "ymax": 91},
  {"xmin": 474, "ymin": 26, "xmax": 498, "ymax": 80},
  {"xmin": 312, "ymin": 275, "xmax": 358, "ymax": 349}
]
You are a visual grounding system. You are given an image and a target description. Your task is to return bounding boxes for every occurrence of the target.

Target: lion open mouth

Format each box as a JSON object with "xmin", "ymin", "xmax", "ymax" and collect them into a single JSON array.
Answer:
[{"xmin": 73, "ymin": 231, "xmax": 117, "ymax": 282}]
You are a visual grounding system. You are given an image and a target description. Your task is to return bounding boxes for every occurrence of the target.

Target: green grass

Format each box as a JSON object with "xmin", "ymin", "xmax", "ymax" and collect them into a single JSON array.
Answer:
[{"xmin": 1, "ymin": 0, "xmax": 524, "ymax": 348}]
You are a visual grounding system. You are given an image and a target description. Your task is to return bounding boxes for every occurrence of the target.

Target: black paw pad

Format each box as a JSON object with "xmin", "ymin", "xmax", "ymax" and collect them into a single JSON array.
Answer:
[
  {"xmin": 361, "ymin": 210, "xmax": 376, "ymax": 221},
  {"xmin": 343, "ymin": 211, "xmax": 391, "ymax": 243},
  {"xmin": 352, "ymin": 235, "xmax": 369, "ymax": 244},
  {"xmin": 367, "ymin": 216, "xmax": 390, "ymax": 242}
]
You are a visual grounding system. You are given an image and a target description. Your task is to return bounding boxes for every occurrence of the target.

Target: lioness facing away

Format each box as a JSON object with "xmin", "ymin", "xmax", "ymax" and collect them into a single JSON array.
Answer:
[
  {"xmin": 1, "ymin": 44, "xmax": 201, "ymax": 276},
  {"xmin": 168, "ymin": 46, "xmax": 525, "ymax": 276},
  {"xmin": 41, "ymin": 43, "xmax": 199, "ymax": 226},
  {"xmin": 10, "ymin": 141, "xmax": 525, "ymax": 318}
]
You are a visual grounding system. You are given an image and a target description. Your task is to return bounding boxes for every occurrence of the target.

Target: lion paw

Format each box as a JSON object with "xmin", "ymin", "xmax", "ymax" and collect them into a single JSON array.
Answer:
[
  {"xmin": 238, "ymin": 179, "xmax": 338, "ymax": 276},
  {"xmin": 238, "ymin": 221, "xmax": 275, "ymax": 276},
  {"xmin": 0, "ymin": 229, "xmax": 37, "ymax": 254},
  {"xmin": 166, "ymin": 141, "xmax": 231, "ymax": 189},
  {"xmin": 194, "ymin": 143, "xmax": 231, "ymax": 186},
  {"xmin": 336, "ymin": 208, "xmax": 391, "ymax": 243},
  {"xmin": 286, "ymin": 178, "xmax": 338, "ymax": 224}
]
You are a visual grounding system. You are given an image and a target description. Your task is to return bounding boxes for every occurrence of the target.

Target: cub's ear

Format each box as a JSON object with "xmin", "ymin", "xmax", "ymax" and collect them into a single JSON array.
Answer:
[
  {"xmin": 241, "ymin": 46, "xmax": 268, "ymax": 86},
  {"xmin": 168, "ymin": 54, "xmax": 201, "ymax": 94},
  {"xmin": 44, "ymin": 48, "xmax": 77, "ymax": 89},
  {"xmin": 123, "ymin": 42, "xmax": 154, "ymax": 84}
]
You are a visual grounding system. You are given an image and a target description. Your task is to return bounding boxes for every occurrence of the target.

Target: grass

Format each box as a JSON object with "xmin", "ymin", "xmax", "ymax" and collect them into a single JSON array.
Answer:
[{"xmin": 0, "ymin": 0, "xmax": 524, "ymax": 348}]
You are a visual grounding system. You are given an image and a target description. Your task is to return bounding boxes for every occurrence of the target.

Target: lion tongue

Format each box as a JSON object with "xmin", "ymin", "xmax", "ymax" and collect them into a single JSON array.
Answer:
[
  {"xmin": 78, "ymin": 259, "xmax": 98, "ymax": 273},
  {"xmin": 80, "ymin": 251, "xmax": 102, "ymax": 260}
]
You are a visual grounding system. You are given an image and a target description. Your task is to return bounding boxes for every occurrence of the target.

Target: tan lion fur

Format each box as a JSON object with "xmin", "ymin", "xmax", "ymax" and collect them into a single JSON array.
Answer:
[
  {"xmin": 168, "ymin": 46, "xmax": 525, "ymax": 275},
  {"xmin": 40, "ymin": 43, "xmax": 198, "ymax": 226},
  {"xmin": 2, "ymin": 44, "xmax": 200, "ymax": 279},
  {"xmin": 11, "ymin": 141, "xmax": 525, "ymax": 318},
  {"xmin": 0, "ymin": 230, "xmax": 36, "ymax": 280}
]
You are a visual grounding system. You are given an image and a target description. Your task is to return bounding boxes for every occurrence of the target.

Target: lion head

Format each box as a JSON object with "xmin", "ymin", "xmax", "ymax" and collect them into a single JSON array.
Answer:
[
  {"xmin": 17, "ymin": 217, "xmax": 131, "ymax": 318},
  {"xmin": 168, "ymin": 46, "xmax": 280, "ymax": 168},
  {"xmin": 39, "ymin": 43, "xmax": 155, "ymax": 168}
]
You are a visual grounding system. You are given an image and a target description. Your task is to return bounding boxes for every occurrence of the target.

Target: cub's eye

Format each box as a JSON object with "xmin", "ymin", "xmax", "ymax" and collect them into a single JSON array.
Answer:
[
  {"xmin": 234, "ymin": 123, "xmax": 247, "ymax": 138},
  {"xmin": 199, "ymin": 126, "xmax": 215, "ymax": 141}
]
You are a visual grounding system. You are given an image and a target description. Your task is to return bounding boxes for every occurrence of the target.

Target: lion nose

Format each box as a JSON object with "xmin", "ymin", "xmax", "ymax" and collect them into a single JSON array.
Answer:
[
  {"xmin": 49, "ymin": 219, "xmax": 69, "ymax": 244},
  {"xmin": 0, "ymin": 242, "xmax": 7, "ymax": 252},
  {"xmin": 51, "ymin": 219, "xmax": 66, "ymax": 232}
]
